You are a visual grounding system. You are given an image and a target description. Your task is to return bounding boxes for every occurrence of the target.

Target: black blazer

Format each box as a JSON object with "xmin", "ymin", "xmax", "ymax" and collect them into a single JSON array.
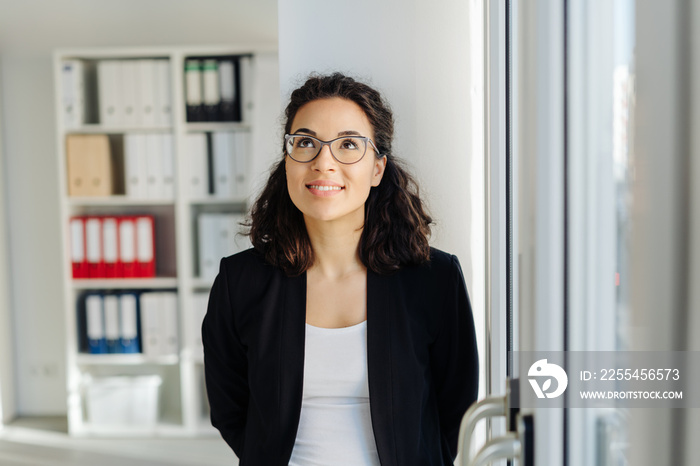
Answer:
[{"xmin": 202, "ymin": 247, "xmax": 478, "ymax": 465}]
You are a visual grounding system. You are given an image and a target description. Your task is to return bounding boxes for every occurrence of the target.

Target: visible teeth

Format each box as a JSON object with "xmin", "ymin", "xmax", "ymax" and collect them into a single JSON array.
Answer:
[{"xmin": 308, "ymin": 185, "xmax": 343, "ymax": 191}]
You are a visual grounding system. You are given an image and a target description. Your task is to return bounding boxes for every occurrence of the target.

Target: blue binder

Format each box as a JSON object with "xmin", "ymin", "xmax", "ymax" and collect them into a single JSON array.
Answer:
[
  {"xmin": 85, "ymin": 293, "xmax": 107, "ymax": 354},
  {"xmin": 118, "ymin": 292, "xmax": 141, "ymax": 354},
  {"xmin": 104, "ymin": 294, "xmax": 121, "ymax": 353}
]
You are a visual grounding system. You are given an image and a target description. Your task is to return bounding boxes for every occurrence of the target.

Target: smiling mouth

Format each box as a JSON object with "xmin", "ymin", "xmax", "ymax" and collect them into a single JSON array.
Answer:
[{"xmin": 306, "ymin": 185, "xmax": 344, "ymax": 191}]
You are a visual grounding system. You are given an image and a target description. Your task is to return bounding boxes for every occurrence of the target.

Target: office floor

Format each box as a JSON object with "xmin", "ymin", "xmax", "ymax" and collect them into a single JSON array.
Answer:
[{"xmin": 0, "ymin": 417, "xmax": 237, "ymax": 466}]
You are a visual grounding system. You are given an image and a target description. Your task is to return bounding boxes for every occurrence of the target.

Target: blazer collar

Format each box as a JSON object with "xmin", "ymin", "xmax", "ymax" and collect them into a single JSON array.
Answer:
[
  {"xmin": 367, "ymin": 268, "xmax": 399, "ymax": 466},
  {"xmin": 280, "ymin": 269, "xmax": 399, "ymax": 466},
  {"xmin": 279, "ymin": 271, "xmax": 307, "ymax": 463}
]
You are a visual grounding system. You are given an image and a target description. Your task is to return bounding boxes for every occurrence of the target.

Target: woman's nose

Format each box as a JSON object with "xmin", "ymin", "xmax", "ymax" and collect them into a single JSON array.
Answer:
[{"xmin": 311, "ymin": 144, "xmax": 337, "ymax": 171}]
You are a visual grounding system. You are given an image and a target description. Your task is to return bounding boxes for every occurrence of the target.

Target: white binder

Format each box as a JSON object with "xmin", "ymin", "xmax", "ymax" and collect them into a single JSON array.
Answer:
[
  {"xmin": 140, "ymin": 293, "xmax": 161, "ymax": 357},
  {"xmin": 61, "ymin": 60, "xmax": 85, "ymax": 128},
  {"xmin": 98, "ymin": 60, "xmax": 123, "ymax": 126},
  {"xmin": 212, "ymin": 131, "xmax": 235, "ymax": 198},
  {"xmin": 233, "ymin": 131, "xmax": 250, "ymax": 198},
  {"xmin": 187, "ymin": 133, "xmax": 209, "ymax": 198},
  {"xmin": 124, "ymin": 134, "xmax": 147, "ymax": 198},
  {"xmin": 138, "ymin": 60, "xmax": 157, "ymax": 127},
  {"xmin": 239, "ymin": 56, "xmax": 254, "ymax": 123},
  {"xmin": 155, "ymin": 60, "xmax": 172, "ymax": 126},
  {"xmin": 160, "ymin": 292, "xmax": 179, "ymax": 356},
  {"xmin": 198, "ymin": 214, "xmax": 219, "ymax": 279},
  {"xmin": 121, "ymin": 60, "xmax": 139, "ymax": 127},
  {"xmin": 161, "ymin": 134, "xmax": 175, "ymax": 200},
  {"xmin": 145, "ymin": 133, "xmax": 164, "ymax": 199},
  {"xmin": 140, "ymin": 292, "xmax": 178, "ymax": 357}
]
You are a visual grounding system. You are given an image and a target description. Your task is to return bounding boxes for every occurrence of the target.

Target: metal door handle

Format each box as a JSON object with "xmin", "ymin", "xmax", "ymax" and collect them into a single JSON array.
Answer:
[
  {"xmin": 458, "ymin": 395, "xmax": 507, "ymax": 466},
  {"xmin": 467, "ymin": 413, "xmax": 534, "ymax": 466},
  {"xmin": 468, "ymin": 432, "xmax": 521, "ymax": 466}
]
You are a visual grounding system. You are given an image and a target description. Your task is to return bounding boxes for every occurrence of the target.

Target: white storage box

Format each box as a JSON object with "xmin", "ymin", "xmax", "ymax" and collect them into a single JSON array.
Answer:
[{"xmin": 85, "ymin": 375, "xmax": 162, "ymax": 427}]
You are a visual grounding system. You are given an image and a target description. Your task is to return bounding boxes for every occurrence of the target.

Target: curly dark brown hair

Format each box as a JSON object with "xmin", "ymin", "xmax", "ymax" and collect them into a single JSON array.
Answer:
[{"xmin": 247, "ymin": 72, "xmax": 432, "ymax": 275}]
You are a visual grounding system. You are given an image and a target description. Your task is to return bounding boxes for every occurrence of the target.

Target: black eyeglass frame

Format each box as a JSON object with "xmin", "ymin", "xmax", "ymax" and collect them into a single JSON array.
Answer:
[{"xmin": 284, "ymin": 133, "xmax": 383, "ymax": 165}]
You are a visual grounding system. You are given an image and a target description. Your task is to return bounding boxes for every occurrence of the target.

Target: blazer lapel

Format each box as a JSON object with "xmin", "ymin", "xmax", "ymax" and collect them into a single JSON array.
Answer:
[
  {"xmin": 278, "ymin": 271, "xmax": 307, "ymax": 463},
  {"xmin": 367, "ymin": 269, "xmax": 398, "ymax": 466}
]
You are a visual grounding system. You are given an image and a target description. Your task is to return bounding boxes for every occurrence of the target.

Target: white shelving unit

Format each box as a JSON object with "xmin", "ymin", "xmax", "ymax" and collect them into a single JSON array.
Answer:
[{"xmin": 53, "ymin": 45, "xmax": 277, "ymax": 437}]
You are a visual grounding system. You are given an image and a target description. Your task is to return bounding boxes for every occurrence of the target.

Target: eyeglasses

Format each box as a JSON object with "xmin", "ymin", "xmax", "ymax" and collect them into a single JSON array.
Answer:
[{"xmin": 284, "ymin": 134, "xmax": 382, "ymax": 165}]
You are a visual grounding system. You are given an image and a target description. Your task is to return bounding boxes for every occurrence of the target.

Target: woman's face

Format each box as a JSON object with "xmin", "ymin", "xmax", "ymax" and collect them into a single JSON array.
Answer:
[{"xmin": 285, "ymin": 97, "xmax": 387, "ymax": 226}]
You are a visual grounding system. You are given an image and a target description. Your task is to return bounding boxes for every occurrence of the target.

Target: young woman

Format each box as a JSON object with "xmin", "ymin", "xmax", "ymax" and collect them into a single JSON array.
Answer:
[{"xmin": 202, "ymin": 73, "xmax": 478, "ymax": 466}]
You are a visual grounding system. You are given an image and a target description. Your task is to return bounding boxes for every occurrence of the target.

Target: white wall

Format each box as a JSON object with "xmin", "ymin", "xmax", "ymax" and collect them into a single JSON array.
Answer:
[
  {"xmin": 0, "ymin": 0, "xmax": 278, "ymax": 415},
  {"xmin": 278, "ymin": 0, "xmax": 484, "ymax": 394},
  {"xmin": 277, "ymin": 0, "xmax": 479, "ymax": 285}
]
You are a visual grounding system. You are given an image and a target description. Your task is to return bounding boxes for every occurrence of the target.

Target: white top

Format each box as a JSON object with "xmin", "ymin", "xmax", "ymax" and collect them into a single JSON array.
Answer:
[{"xmin": 288, "ymin": 321, "xmax": 381, "ymax": 466}]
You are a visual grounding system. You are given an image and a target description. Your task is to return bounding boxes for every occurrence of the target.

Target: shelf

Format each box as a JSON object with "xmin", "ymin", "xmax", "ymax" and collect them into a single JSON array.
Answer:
[
  {"xmin": 73, "ymin": 421, "xmax": 187, "ymax": 437},
  {"xmin": 189, "ymin": 197, "xmax": 247, "ymax": 206},
  {"xmin": 65, "ymin": 125, "xmax": 173, "ymax": 134},
  {"xmin": 56, "ymin": 45, "xmax": 278, "ymax": 438},
  {"xmin": 68, "ymin": 197, "xmax": 176, "ymax": 207},
  {"xmin": 76, "ymin": 354, "xmax": 179, "ymax": 366},
  {"xmin": 185, "ymin": 122, "xmax": 251, "ymax": 132},
  {"xmin": 191, "ymin": 278, "xmax": 215, "ymax": 290},
  {"xmin": 72, "ymin": 277, "xmax": 178, "ymax": 290},
  {"xmin": 197, "ymin": 421, "xmax": 218, "ymax": 436}
]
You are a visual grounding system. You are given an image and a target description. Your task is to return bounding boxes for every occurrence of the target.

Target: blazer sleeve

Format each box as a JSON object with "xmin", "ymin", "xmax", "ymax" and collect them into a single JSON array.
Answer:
[
  {"xmin": 202, "ymin": 258, "xmax": 248, "ymax": 457},
  {"xmin": 430, "ymin": 254, "xmax": 479, "ymax": 461}
]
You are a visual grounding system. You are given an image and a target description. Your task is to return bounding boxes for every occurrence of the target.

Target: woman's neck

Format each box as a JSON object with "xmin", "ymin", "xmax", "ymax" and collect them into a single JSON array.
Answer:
[{"xmin": 304, "ymin": 216, "xmax": 365, "ymax": 279}]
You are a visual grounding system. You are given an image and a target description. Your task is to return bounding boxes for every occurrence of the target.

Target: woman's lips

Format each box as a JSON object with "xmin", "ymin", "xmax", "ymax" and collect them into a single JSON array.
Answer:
[{"xmin": 306, "ymin": 182, "xmax": 344, "ymax": 197}]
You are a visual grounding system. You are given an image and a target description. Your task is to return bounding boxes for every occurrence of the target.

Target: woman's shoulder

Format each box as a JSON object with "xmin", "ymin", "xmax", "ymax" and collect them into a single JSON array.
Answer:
[
  {"xmin": 394, "ymin": 247, "xmax": 462, "ymax": 285},
  {"xmin": 220, "ymin": 247, "xmax": 277, "ymax": 279},
  {"xmin": 222, "ymin": 247, "xmax": 265, "ymax": 266},
  {"xmin": 427, "ymin": 247, "xmax": 457, "ymax": 268},
  {"xmin": 217, "ymin": 248, "xmax": 286, "ymax": 302},
  {"xmin": 424, "ymin": 246, "xmax": 461, "ymax": 276}
]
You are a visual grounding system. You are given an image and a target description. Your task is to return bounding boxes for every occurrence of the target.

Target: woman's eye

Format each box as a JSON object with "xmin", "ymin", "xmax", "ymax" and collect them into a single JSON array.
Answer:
[
  {"xmin": 340, "ymin": 139, "xmax": 359, "ymax": 150},
  {"xmin": 296, "ymin": 138, "xmax": 316, "ymax": 149}
]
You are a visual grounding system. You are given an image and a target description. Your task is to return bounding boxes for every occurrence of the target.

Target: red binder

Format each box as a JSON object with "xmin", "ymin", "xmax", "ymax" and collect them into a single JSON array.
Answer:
[
  {"xmin": 102, "ymin": 216, "xmax": 121, "ymax": 278},
  {"xmin": 85, "ymin": 216, "xmax": 105, "ymax": 278},
  {"xmin": 135, "ymin": 215, "xmax": 156, "ymax": 277},
  {"xmin": 119, "ymin": 216, "xmax": 137, "ymax": 278},
  {"xmin": 69, "ymin": 217, "xmax": 88, "ymax": 278}
]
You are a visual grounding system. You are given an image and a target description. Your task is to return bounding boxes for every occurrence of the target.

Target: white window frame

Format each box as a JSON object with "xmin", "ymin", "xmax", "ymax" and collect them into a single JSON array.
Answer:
[
  {"xmin": 0, "ymin": 79, "xmax": 16, "ymax": 426},
  {"xmin": 516, "ymin": 1, "xmax": 566, "ymax": 465},
  {"xmin": 629, "ymin": 1, "xmax": 699, "ymax": 465}
]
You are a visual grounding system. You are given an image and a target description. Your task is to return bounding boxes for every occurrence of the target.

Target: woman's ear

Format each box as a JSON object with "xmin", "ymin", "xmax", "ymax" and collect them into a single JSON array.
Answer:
[{"xmin": 371, "ymin": 156, "xmax": 388, "ymax": 187}]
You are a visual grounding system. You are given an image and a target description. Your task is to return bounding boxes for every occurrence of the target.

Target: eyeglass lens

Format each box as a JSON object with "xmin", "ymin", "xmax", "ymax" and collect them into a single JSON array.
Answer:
[{"xmin": 286, "ymin": 136, "xmax": 368, "ymax": 164}]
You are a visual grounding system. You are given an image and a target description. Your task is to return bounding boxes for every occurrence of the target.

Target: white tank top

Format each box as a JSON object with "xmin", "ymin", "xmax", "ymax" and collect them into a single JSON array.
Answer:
[{"xmin": 288, "ymin": 321, "xmax": 381, "ymax": 466}]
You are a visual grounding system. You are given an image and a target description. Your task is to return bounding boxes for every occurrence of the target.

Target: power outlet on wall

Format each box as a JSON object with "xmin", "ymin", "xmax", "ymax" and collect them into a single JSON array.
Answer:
[{"xmin": 28, "ymin": 361, "xmax": 60, "ymax": 379}]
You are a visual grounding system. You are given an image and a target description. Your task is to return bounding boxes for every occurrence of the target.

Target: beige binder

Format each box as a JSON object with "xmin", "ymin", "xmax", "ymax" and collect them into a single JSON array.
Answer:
[{"xmin": 66, "ymin": 134, "xmax": 113, "ymax": 196}]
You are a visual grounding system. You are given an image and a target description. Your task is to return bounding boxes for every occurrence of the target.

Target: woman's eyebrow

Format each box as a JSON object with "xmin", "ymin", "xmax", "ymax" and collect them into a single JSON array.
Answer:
[
  {"xmin": 291, "ymin": 129, "xmax": 363, "ymax": 137},
  {"xmin": 292, "ymin": 128, "xmax": 316, "ymax": 136}
]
